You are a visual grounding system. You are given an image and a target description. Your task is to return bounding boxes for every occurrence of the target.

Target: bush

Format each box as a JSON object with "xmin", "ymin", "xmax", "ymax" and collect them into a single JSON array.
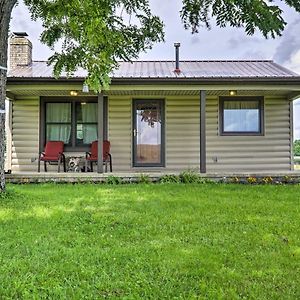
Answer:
[
  {"xmin": 159, "ymin": 174, "xmax": 180, "ymax": 184},
  {"xmin": 294, "ymin": 140, "xmax": 300, "ymax": 156},
  {"xmin": 105, "ymin": 176, "xmax": 122, "ymax": 185},
  {"xmin": 138, "ymin": 174, "xmax": 151, "ymax": 184},
  {"xmin": 179, "ymin": 170, "xmax": 202, "ymax": 183}
]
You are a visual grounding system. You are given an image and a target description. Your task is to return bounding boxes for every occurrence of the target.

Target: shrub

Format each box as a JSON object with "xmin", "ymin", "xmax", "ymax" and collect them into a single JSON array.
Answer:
[
  {"xmin": 138, "ymin": 174, "xmax": 151, "ymax": 184},
  {"xmin": 105, "ymin": 176, "xmax": 122, "ymax": 185},
  {"xmin": 294, "ymin": 139, "xmax": 300, "ymax": 156},
  {"xmin": 159, "ymin": 174, "xmax": 180, "ymax": 184},
  {"xmin": 179, "ymin": 170, "xmax": 202, "ymax": 183},
  {"xmin": 247, "ymin": 176, "xmax": 257, "ymax": 184},
  {"xmin": 261, "ymin": 176, "xmax": 273, "ymax": 184}
]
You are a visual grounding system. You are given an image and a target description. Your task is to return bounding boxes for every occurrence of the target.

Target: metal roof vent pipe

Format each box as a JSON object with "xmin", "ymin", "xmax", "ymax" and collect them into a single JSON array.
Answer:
[{"xmin": 174, "ymin": 42, "xmax": 181, "ymax": 74}]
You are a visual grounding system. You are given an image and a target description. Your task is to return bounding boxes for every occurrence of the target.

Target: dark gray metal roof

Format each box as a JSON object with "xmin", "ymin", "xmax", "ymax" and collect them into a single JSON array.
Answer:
[{"xmin": 8, "ymin": 60, "xmax": 299, "ymax": 80}]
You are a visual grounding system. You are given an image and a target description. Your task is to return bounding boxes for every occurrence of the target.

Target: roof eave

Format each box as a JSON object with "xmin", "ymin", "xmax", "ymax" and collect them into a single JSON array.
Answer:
[{"xmin": 7, "ymin": 76, "xmax": 300, "ymax": 86}]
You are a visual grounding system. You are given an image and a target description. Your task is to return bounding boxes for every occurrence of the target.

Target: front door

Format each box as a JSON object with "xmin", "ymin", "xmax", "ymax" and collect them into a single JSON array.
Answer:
[{"xmin": 133, "ymin": 100, "xmax": 164, "ymax": 167}]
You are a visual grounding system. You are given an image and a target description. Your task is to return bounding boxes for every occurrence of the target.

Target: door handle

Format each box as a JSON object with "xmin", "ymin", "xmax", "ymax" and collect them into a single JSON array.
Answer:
[{"xmin": 133, "ymin": 129, "xmax": 137, "ymax": 137}]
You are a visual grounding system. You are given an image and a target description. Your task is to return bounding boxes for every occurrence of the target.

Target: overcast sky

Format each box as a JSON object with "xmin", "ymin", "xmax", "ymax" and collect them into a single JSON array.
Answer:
[{"xmin": 10, "ymin": 0, "xmax": 300, "ymax": 139}]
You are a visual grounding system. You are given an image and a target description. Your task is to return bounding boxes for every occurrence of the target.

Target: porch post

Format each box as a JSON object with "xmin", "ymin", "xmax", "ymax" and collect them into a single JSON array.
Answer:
[
  {"xmin": 97, "ymin": 93, "xmax": 104, "ymax": 173},
  {"xmin": 200, "ymin": 90, "xmax": 206, "ymax": 173}
]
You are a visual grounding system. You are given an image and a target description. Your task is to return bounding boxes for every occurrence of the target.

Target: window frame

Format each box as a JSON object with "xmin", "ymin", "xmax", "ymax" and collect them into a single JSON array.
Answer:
[
  {"xmin": 219, "ymin": 96, "xmax": 264, "ymax": 136},
  {"xmin": 40, "ymin": 97, "xmax": 108, "ymax": 152}
]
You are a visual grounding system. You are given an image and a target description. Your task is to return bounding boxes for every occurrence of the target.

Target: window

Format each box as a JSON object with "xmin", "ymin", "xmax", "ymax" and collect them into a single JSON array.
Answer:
[
  {"xmin": 76, "ymin": 102, "xmax": 98, "ymax": 145},
  {"xmin": 41, "ymin": 97, "xmax": 107, "ymax": 151},
  {"xmin": 220, "ymin": 97, "xmax": 264, "ymax": 135},
  {"xmin": 46, "ymin": 103, "xmax": 72, "ymax": 144}
]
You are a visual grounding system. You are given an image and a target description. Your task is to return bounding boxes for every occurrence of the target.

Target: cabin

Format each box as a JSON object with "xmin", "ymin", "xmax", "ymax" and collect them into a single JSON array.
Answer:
[{"xmin": 5, "ymin": 33, "xmax": 300, "ymax": 177}]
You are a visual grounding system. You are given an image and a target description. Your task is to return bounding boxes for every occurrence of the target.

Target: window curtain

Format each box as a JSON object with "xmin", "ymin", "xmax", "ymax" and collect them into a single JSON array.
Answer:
[
  {"xmin": 224, "ymin": 101, "xmax": 259, "ymax": 132},
  {"xmin": 46, "ymin": 103, "xmax": 71, "ymax": 143},
  {"xmin": 81, "ymin": 103, "xmax": 98, "ymax": 144}
]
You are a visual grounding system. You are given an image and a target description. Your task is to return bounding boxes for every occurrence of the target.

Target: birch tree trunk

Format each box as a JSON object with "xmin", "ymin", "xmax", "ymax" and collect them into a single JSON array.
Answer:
[{"xmin": 0, "ymin": 0, "xmax": 17, "ymax": 192}]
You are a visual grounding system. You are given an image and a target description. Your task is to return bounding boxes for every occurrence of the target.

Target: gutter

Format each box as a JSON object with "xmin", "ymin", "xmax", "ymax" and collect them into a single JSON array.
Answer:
[{"xmin": 7, "ymin": 76, "xmax": 300, "ymax": 86}]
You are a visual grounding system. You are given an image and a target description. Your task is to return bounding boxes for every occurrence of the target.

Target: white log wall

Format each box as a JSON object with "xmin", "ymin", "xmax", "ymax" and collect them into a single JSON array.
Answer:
[
  {"xmin": 206, "ymin": 96, "xmax": 291, "ymax": 172},
  {"xmin": 10, "ymin": 95, "xmax": 292, "ymax": 172},
  {"xmin": 11, "ymin": 98, "xmax": 39, "ymax": 172},
  {"xmin": 108, "ymin": 97, "xmax": 132, "ymax": 171},
  {"xmin": 165, "ymin": 97, "xmax": 200, "ymax": 170}
]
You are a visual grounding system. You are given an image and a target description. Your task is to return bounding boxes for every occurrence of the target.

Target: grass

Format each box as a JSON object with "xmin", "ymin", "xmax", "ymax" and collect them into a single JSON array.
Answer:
[{"xmin": 0, "ymin": 183, "xmax": 299, "ymax": 299}]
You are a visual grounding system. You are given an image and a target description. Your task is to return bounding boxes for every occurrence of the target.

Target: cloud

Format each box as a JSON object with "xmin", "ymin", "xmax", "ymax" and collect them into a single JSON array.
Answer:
[
  {"xmin": 239, "ymin": 50, "xmax": 266, "ymax": 60},
  {"xmin": 273, "ymin": 17, "xmax": 300, "ymax": 65},
  {"xmin": 228, "ymin": 36, "xmax": 261, "ymax": 50}
]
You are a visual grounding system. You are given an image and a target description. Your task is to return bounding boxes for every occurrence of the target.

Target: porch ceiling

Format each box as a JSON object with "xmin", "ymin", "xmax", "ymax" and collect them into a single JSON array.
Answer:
[{"xmin": 7, "ymin": 89, "xmax": 296, "ymax": 98}]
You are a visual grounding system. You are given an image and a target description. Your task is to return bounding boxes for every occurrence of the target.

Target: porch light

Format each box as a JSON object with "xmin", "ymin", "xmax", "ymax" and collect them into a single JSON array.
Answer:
[
  {"xmin": 229, "ymin": 90, "xmax": 237, "ymax": 96},
  {"xmin": 82, "ymin": 83, "xmax": 89, "ymax": 93},
  {"xmin": 70, "ymin": 90, "xmax": 78, "ymax": 96}
]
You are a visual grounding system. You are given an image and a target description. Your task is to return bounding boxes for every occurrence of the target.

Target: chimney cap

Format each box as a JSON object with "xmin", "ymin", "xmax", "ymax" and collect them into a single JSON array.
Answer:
[
  {"xmin": 174, "ymin": 42, "xmax": 181, "ymax": 47},
  {"xmin": 12, "ymin": 32, "xmax": 28, "ymax": 37}
]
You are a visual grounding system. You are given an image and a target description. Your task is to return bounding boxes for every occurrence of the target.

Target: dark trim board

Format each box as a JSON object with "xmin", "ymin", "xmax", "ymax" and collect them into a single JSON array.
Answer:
[
  {"xmin": 200, "ymin": 90, "xmax": 206, "ymax": 173},
  {"xmin": 97, "ymin": 94, "xmax": 104, "ymax": 173},
  {"xmin": 8, "ymin": 77, "xmax": 300, "ymax": 86}
]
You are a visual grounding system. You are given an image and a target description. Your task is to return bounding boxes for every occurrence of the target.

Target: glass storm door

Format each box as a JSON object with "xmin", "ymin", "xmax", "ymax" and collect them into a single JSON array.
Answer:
[{"xmin": 133, "ymin": 100, "xmax": 164, "ymax": 167}]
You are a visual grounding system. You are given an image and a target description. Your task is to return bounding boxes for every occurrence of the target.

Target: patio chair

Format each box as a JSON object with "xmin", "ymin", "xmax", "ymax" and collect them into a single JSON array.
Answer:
[
  {"xmin": 85, "ymin": 140, "xmax": 112, "ymax": 172},
  {"xmin": 38, "ymin": 141, "xmax": 66, "ymax": 172}
]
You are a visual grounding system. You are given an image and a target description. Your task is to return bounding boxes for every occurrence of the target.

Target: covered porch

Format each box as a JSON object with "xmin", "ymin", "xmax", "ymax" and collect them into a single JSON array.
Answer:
[{"xmin": 5, "ymin": 81, "xmax": 300, "ymax": 175}]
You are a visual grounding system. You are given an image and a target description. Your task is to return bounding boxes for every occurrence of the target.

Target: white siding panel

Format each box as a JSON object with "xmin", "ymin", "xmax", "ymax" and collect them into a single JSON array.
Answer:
[
  {"xmin": 11, "ymin": 98, "xmax": 39, "ymax": 172},
  {"xmin": 108, "ymin": 97, "xmax": 131, "ymax": 171},
  {"xmin": 166, "ymin": 98, "xmax": 200, "ymax": 170},
  {"xmin": 206, "ymin": 96, "xmax": 291, "ymax": 172}
]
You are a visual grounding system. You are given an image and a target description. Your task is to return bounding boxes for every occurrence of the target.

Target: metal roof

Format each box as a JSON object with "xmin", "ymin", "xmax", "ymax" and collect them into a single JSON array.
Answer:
[{"xmin": 8, "ymin": 60, "xmax": 299, "ymax": 80}]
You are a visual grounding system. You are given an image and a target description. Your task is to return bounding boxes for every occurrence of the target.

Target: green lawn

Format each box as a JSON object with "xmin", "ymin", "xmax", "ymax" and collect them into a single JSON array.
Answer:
[{"xmin": 0, "ymin": 184, "xmax": 299, "ymax": 299}]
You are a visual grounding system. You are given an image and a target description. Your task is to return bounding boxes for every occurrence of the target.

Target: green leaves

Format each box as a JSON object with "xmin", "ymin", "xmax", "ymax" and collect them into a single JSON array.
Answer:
[
  {"xmin": 180, "ymin": 0, "xmax": 293, "ymax": 38},
  {"xmin": 24, "ymin": 0, "xmax": 164, "ymax": 92},
  {"xmin": 294, "ymin": 140, "xmax": 300, "ymax": 156}
]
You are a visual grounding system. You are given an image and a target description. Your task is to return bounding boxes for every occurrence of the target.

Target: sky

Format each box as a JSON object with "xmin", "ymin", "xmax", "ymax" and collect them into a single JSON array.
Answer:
[{"xmin": 10, "ymin": 0, "xmax": 300, "ymax": 139}]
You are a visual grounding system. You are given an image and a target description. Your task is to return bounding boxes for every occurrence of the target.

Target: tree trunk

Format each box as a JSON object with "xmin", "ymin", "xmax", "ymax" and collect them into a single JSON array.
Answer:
[{"xmin": 0, "ymin": 0, "xmax": 17, "ymax": 192}]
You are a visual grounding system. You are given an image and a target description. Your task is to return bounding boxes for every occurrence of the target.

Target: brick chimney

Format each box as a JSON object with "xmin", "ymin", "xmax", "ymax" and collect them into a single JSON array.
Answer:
[{"xmin": 10, "ymin": 32, "xmax": 32, "ymax": 69}]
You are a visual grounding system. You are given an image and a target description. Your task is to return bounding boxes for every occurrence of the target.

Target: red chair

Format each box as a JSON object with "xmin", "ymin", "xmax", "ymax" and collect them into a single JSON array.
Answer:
[
  {"xmin": 85, "ymin": 140, "xmax": 112, "ymax": 172},
  {"xmin": 38, "ymin": 141, "xmax": 66, "ymax": 172}
]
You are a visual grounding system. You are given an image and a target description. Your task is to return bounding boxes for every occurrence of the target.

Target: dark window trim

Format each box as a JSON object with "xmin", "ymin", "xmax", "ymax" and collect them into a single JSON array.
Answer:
[
  {"xmin": 40, "ymin": 96, "xmax": 108, "ymax": 152},
  {"xmin": 219, "ymin": 96, "xmax": 264, "ymax": 136},
  {"xmin": 132, "ymin": 99, "xmax": 165, "ymax": 168}
]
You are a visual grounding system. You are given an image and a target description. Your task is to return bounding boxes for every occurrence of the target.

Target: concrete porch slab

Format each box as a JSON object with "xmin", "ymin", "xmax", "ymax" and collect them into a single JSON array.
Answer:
[{"xmin": 5, "ymin": 171, "xmax": 300, "ymax": 184}]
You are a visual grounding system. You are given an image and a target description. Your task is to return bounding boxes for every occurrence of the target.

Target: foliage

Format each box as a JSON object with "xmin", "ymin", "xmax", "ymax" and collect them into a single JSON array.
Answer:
[
  {"xmin": 23, "ymin": 0, "xmax": 164, "ymax": 92},
  {"xmin": 0, "ymin": 183, "xmax": 299, "ymax": 298},
  {"xmin": 181, "ymin": 0, "xmax": 300, "ymax": 38},
  {"xmin": 179, "ymin": 170, "xmax": 203, "ymax": 183},
  {"xmin": 105, "ymin": 175, "xmax": 122, "ymax": 185},
  {"xmin": 159, "ymin": 174, "xmax": 181, "ymax": 184},
  {"xmin": 294, "ymin": 139, "xmax": 300, "ymax": 156},
  {"xmin": 138, "ymin": 173, "xmax": 151, "ymax": 184}
]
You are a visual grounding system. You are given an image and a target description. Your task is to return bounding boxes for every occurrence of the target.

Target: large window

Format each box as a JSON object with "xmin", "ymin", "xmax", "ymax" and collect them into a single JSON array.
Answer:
[
  {"xmin": 220, "ymin": 97, "xmax": 264, "ymax": 135},
  {"xmin": 41, "ymin": 97, "xmax": 107, "ymax": 151}
]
